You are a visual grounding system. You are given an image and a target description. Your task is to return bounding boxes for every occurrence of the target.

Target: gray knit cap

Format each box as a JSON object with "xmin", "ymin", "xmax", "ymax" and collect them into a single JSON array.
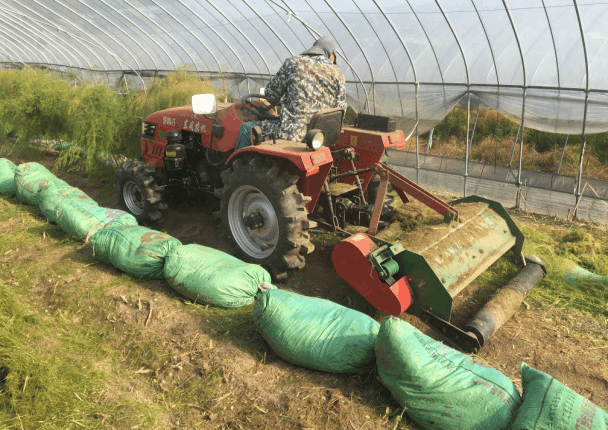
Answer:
[{"xmin": 301, "ymin": 36, "xmax": 337, "ymax": 64}]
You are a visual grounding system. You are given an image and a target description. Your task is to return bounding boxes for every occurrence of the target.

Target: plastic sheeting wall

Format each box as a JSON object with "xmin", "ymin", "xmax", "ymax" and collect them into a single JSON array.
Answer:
[
  {"xmin": 2, "ymin": 0, "xmax": 608, "ymax": 136},
  {"xmin": 389, "ymin": 150, "xmax": 608, "ymax": 199},
  {"xmin": 388, "ymin": 154, "xmax": 608, "ymax": 224}
]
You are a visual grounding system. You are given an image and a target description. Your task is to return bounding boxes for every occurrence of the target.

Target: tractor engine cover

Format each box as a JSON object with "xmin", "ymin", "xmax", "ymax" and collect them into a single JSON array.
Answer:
[
  {"xmin": 164, "ymin": 144, "xmax": 187, "ymax": 171},
  {"xmin": 332, "ymin": 233, "xmax": 413, "ymax": 316}
]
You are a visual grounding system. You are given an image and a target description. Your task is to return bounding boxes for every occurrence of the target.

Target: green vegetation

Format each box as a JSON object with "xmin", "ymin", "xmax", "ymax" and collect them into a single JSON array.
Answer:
[
  {"xmin": 0, "ymin": 68, "xmax": 225, "ymax": 177},
  {"xmin": 0, "ymin": 198, "xmax": 225, "ymax": 429},
  {"xmin": 472, "ymin": 212, "xmax": 608, "ymax": 320},
  {"xmin": 520, "ymin": 217, "xmax": 608, "ymax": 319},
  {"xmin": 0, "ymin": 69, "xmax": 71, "ymax": 142},
  {"xmin": 0, "ymin": 282, "xmax": 99, "ymax": 428}
]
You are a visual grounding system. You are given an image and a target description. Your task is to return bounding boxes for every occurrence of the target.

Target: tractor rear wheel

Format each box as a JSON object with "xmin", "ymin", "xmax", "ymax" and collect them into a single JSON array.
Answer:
[
  {"xmin": 217, "ymin": 155, "xmax": 315, "ymax": 277},
  {"xmin": 116, "ymin": 161, "xmax": 167, "ymax": 223}
]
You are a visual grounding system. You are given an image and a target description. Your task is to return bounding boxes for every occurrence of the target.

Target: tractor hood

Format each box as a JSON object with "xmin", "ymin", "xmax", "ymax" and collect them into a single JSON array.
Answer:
[{"xmin": 145, "ymin": 105, "xmax": 195, "ymax": 127}]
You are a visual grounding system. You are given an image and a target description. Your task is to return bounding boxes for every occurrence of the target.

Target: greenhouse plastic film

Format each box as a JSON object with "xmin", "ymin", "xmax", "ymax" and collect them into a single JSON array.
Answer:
[
  {"xmin": 163, "ymin": 243, "xmax": 271, "ymax": 308},
  {"xmin": 375, "ymin": 317, "xmax": 520, "ymax": 430},
  {"xmin": 4, "ymin": 1, "xmax": 608, "ymax": 135},
  {"xmin": 388, "ymin": 150, "xmax": 608, "ymax": 199},
  {"xmin": 253, "ymin": 289, "xmax": 379, "ymax": 374},
  {"xmin": 0, "ymin": 159, "xmax": 17, "ymax": 195},
  {"xmin": 90, "ymin": 225, "xmax": 181, "ymax": 279}
]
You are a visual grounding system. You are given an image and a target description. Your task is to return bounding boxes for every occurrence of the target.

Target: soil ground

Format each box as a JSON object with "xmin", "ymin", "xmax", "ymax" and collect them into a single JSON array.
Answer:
[{"xmin": 2, "ymin": 149, "xmax": 607, "ymax": 429}]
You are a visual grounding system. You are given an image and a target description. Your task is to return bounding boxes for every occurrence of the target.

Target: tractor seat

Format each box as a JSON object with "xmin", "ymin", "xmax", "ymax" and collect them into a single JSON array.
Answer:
[{"xmin": 305, "ymin": 108, "xmax": 344, "ymax": 147}]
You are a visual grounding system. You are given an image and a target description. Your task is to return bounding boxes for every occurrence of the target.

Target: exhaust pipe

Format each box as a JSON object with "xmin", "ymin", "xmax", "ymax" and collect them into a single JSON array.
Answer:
[{"xmin": 464, "ymin": 255, "xmax": 547, "ymax": 347}]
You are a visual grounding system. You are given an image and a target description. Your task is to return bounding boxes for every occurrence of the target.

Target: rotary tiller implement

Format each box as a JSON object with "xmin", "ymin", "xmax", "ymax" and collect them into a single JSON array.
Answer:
[{"xmin": 331, "ymin": 163, "xmax": 546, "ymax": 352}]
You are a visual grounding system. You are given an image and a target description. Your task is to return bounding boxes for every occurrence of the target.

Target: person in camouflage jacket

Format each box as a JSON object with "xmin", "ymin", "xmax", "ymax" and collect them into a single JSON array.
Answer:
[{"xmin": 258, "ymin": 36, "xmax": 346, "ymax": 142}]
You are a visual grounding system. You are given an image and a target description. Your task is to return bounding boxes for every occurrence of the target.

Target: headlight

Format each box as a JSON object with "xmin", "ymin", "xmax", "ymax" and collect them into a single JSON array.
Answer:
[
  {"xmin": 311, "ymin": 133, "xmax": 324, "ymax": 149},
  {"xmin": 305, "ymin": 129, "xmax": 325, "ymax": 150}
]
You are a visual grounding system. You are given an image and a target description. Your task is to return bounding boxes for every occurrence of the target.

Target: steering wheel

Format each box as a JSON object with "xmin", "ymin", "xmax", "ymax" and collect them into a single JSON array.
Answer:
[{"xmin": 241, "ymin": 94, "xmax": 279, "ymax": 120}]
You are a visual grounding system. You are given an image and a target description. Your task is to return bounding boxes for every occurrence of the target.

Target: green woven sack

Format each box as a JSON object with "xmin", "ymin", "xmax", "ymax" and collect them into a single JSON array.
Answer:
[
  {"xmin": 90, "ymin": 225, "xmax": 181, "ymax": 279},
  {"xmin": 0, "ymin": 159, "xmax": 17, "ymax": 195},
  {"xmin": 511, "ymin": 363, "xmax": 608, "ymax": 430},
  {"xmin": 164, "ymin": 244, "xmax": 271, "ymax": 307},
  {"xmin": 38, "ymin": 178, "xmax": 97, "ymax": 223},
  {"xmin": 57, "ymin": 201, "xmax": 137, "ymax": 240},
  {"xmin": 15, "ymin": 162, "xmax": 57, "ymax": 205},
  {"xmin": 253, "ymin": 289, "xmax": 380, "ymax": 373},
  {"xmin": 375, "ymin": 317, "xmax": 520, "ymax": 430}
]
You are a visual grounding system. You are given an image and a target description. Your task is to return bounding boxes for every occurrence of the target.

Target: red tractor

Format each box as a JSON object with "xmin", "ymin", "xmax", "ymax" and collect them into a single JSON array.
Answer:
[
  {"xmin": 116, "ymin": 93, "xmax": 545, "ymax": 352},
  {"xmin": 116, "ymin": 93, "xmax": 407, "ymax": 275}
]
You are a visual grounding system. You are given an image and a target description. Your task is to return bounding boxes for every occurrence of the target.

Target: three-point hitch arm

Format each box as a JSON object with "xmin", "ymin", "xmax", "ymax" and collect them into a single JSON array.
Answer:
[{"xmin": 367, "ymin": 163, "xmax": 459, "ymax": 235}]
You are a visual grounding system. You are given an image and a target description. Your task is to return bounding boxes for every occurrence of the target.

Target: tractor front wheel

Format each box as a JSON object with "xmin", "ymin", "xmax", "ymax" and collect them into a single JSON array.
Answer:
[
  {"xmin": 116, "ymin": 161, "xmax": 167, "ymax": 223},
  {"xmin": 217, "ymin": 155, "xmax": 315, "ymax": 277}
]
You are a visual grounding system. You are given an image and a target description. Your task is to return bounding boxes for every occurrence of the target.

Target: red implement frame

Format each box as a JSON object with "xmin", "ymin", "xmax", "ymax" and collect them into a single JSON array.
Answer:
[{"xmin": 368, "ymin": 163, "xmax": 459, "ymax": 235}]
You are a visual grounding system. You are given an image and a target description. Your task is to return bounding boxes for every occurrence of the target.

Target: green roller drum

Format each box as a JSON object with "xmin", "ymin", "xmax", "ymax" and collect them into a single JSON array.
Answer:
[
  {"xmin": 334, "ymin": 195, "xmax": 534, "ymax": 352},
  {"xmin": 388, "ymin": 196, "xmax": 524, "ymax": 321}
]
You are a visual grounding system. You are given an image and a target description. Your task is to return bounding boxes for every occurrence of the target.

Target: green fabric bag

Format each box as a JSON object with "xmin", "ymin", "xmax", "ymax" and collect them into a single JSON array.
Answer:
[
  {"xmin": 90, "ymin": 225, "xmax": 181, "ymax": 279},
  {"xmin": 375, "ymin": 317, "xmax": 520, "ymax": 430},
  {"xmin": 15, "ymin": 162, "xmax": 57, "ymax": 205},
  {"xmin": 164, "ymin": 244, "xmax": 271, "ymax": 308},
  {"xmin": 0, "ymin": 159, "xmax": 17, "ymax": 195},
  {"xmin": 38, "ymin": 178, "xmax": 97, "ymax": 223},
  {"xmin": 57, "ymin": 201, "xmax": 137, "ymax": 240},
  {"xmin": 511, "ymin": 363, "xmax": 608, "ymax": 430},
  {"xmin": 253, "ymin": 289, "xmax": 380, "ymax": 374}
]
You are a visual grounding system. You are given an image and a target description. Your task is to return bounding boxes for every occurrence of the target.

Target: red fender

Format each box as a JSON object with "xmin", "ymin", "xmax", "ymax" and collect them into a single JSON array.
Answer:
[{"xmin": 225, "ymin": 142, "xmax": 333, "ymax": 213}]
